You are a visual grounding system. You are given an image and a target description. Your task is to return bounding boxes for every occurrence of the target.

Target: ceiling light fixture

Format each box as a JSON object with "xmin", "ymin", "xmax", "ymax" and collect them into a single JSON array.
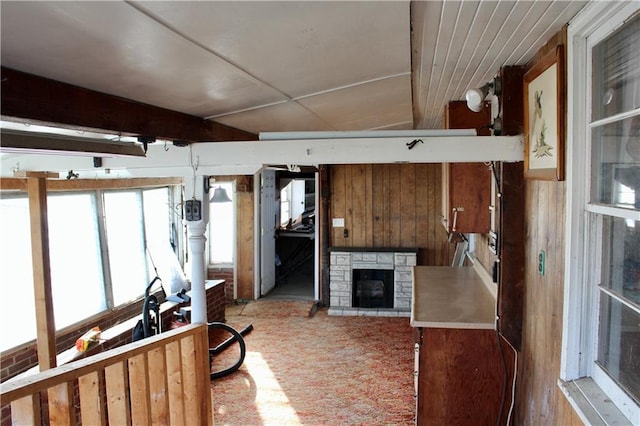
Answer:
[
  {"xmin": 465, "ymin": 77, "xmax": 502, "ymax": 113},
  {"xmin": 210, "ymin": 186, "xmax": 232, "ymax": 203},
  {"xmin": 0, "ymin": 129, "xmax": 146, "ymax": 157}
]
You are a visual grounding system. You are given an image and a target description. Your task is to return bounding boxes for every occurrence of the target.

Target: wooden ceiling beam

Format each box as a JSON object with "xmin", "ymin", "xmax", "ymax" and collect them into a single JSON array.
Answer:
[{"xmin": 0, "ymin": 67, "xmax": 257, "ymax": 143}]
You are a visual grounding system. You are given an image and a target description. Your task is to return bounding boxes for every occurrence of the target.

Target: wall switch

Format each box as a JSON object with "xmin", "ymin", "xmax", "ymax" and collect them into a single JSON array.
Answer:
[
  {"xmin": 538, "ymin": 250, "xmax": 545, "ymax": 276},
  {"xmin": 185, "ymin": 199, "xmax": 201, "ymax": 221}
]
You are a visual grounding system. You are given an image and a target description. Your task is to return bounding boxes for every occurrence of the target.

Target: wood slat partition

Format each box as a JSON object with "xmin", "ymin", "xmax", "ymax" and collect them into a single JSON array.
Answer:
[
  {"xmin": 329, "ymin": 163, "xmax": 449, "ymax": 266},
  {"xmin": 1, "ymin": 324, "xmax": 212, "ymax": 426}
]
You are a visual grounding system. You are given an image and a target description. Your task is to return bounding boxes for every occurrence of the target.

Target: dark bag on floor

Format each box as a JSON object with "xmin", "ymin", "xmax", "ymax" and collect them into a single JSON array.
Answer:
[{"xmin": 132, "ymin": 319, "xmax": 145, "ymax": 342}]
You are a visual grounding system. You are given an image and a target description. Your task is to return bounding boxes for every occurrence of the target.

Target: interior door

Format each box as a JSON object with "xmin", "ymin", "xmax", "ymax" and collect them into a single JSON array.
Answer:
[{"xmin": 260, "ymin": 169, "xmax": 277, "ymax": 296}]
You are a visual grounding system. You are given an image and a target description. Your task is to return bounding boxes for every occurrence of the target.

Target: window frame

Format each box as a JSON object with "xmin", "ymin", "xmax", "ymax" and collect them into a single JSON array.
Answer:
[
  {"xmin": 561, "ymin": 2, "xmax": 640, "ymax": 424},
  {"xmin": 0, "ymin": 181, "xmax": 181, "ymax": 352}
]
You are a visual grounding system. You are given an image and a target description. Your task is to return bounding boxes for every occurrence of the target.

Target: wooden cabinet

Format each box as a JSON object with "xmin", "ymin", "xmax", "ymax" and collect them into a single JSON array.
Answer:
[
  {"xmin": 442, "ymin": 101, "xmax": 492, "ymax": 234},
  {"xmin": 441, "ymin": 162, "xmax": 491, "ymax": 233},
  {"xmin": 415, "ymin": 327, "xmax": 505, "ymax": 425},
  {"xmin": 410, "ymin": 266, "xmax": 513, "ymax": 425}
]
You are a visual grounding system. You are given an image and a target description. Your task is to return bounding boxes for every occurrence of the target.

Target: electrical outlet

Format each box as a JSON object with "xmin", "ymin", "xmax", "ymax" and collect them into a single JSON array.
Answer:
[
  {"xmin": 185, "ymin": 199, "xmax": 202, "ymax": 221},
  {"xmin": 538, "ymin": 250, "xmax": 545, "ymax": 276}
]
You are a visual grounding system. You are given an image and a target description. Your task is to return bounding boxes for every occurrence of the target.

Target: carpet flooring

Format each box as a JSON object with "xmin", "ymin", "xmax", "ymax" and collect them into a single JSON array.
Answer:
[{"xmin": 210, "ymin": 300, "xmax": 416, "ymax": 426}]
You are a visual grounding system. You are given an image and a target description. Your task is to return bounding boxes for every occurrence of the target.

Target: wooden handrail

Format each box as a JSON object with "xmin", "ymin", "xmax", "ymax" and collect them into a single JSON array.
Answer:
[{"xmin": 1, "ymin": 323, "xmax": 212, "ymax": 425}]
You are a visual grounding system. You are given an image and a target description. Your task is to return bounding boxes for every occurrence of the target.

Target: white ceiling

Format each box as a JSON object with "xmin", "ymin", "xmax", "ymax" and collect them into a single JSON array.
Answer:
[{"xmin": 1, "ymin": 1, "xmax": 589, "ymax": 137}]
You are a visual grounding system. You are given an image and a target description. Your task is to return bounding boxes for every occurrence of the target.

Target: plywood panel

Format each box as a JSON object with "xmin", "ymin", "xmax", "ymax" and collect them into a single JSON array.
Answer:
[
  {"xmin": 415, "ymin": 164, "xmax": 430, "ymax": 262},
  {"xmin": 329, "ymin": 163, "xmax": 448, "ymax": 266},
  {"xmin": 11, "ymin": 395, "xmax": 41, "ymax": 425},
  {"xmin": 236, "ymin": 190, "xmax": 254, "ymax": 300},
  {"xmin": 105, "ymin": 361, "xmax": 131, "ymax": 426},
  {"xmin": 47, "ymin": 382, "xmax": 74, "ymax": 425},
  {"xmin": 400, "ymin": 164, "xmax": 417, "ymax": 248},
  {"xmin": 344, "ymin": 165, "xmax": 354, "ymax": 244},
  {"xmin": 147, "ymin": 347, "xmax": 169, "ymax": 424},
  {"xmin": 388, "ymin": 164, "xmax": 402, "ymax": 247},
  {"xmin": 371, "ymin": 164, "xmax": 388, "ymax": 245},
  {"xmin": 330, "ymin": 166, "xmax": 346, "ymax": 245},
  {"xmin": 180, "ymin": 335, "xmax": 200, "ymax": 423},
  {"xmin": 350, "ymin": 164, "xmax": 367, "ymax": 247},
  {"xmin": 128, "ymin": 353, "xmax": 151, "ymax": 426},
  {"xmin": 79, "ymin": 371, "xmax": 107, "ymax": 426},
  {"xmin": 165, "ymin": 340, "xmax": 186, "ymax": 425},
  {"xmin": 516, "ymin": 177, "xmax": 581, "ymax": 425}
]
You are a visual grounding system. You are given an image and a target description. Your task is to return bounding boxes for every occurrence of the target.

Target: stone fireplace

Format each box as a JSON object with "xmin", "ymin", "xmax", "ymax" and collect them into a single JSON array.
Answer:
[{"xmin": 328, "ymin": 248, "xmax": 417, "ymax": 317}]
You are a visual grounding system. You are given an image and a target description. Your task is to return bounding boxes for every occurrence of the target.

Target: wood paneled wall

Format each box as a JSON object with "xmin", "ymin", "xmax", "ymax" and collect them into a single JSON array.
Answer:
[
  {"xmin": 515, "ymin": 27, "xmax": 582, "ymax": 426},
  {"xmin": 209, "ymin": 175, "xmax": 255, "ymax": 300},
  {"xmin": 329, "ymin": 163, "xmax": 449, "ymax": 266},
  {"xmin": 235, "ymin": 190, "xmax": 254, "ymax": 300}
]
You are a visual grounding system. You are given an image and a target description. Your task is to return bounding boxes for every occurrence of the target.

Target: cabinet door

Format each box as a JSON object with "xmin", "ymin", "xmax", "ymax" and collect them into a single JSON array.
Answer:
[
  {"xmin": 447, "ymin": 162, "xmax": 491, "ymax": 233},
  {"xmin": 442, "ymin": 101, "xmax": 492, "ymax": 234}
]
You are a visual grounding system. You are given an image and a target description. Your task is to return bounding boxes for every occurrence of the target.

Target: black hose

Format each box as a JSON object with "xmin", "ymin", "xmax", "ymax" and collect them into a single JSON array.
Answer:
[
  {"xmin": 208, "ymin": 322, "xmax": 247, "ymax": 380},
  {"xmin": 211, "ymin": 324, "xmax": 253, "ymax": 355}
]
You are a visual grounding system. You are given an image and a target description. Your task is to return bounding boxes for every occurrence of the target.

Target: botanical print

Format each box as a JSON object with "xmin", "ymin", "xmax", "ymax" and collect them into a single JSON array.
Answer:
[{"xmin": 528, "ymin": 63, "xmax": 558, "ymax": 170}]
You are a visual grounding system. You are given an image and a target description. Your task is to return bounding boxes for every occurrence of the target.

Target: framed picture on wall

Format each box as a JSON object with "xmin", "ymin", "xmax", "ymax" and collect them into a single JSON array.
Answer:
[{"xmin": 523, "ymin": 45, "xmax": 565, "ymax": 180}]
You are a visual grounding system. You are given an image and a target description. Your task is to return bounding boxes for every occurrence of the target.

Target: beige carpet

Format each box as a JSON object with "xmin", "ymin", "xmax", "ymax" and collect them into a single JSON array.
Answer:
[{"xmin": 210, "ymin": 301, "xmax": 415, "ymax": 426}]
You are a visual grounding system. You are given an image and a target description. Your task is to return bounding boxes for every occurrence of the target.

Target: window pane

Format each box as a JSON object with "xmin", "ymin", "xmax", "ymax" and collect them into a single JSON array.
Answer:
[
  {"xmin": 143, "ymin": 188, "xmax": 171, "ymax": 253},
  {"xmin": 592, "ymin": 14, "xmax": 640, "ymax": 121},
  {"xmin": 143, "ymin": 188, "xmax": 186, "ymax": 292},
  {"xmin": 601, "ymin": 216, "xmax": 640, "ymax": 306},
  {"xmin": 104, "ymin": 191, "xmax": 148, "ymax": 305},
  {"xmin": 209, "ymin": 183, "xmax": 234, "ymax": 264},
  {"xmin": 591, "ymin": 116, "xmax": 640, "ymax": 208},
  {"xmin": 0, "ymin": 196, "xmax": 36, "ymax": 350},
  {"xmin": 597, "ymin": 294, "xmax": 640, "ymax": 402},
  {"xmin": 48, "ymin": 194, "xmax": 106, "ymax": 328}
]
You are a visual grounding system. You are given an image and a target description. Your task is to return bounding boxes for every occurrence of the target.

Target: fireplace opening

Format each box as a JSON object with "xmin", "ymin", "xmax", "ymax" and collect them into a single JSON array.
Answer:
[{"xmin": 352, "ymin": 269, "xmax": 394, "ymax": 308}]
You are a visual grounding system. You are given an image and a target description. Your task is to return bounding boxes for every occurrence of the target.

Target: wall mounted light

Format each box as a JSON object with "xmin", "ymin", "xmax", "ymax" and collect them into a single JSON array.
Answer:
[{"xmin": 465, "ymin": 77, "xmax": 502, "ymax": 112}]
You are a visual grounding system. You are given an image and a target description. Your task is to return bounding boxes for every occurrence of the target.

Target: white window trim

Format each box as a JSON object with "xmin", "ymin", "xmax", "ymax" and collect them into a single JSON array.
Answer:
[{"xmin": 561, "ymin": 2, "xmax": 640, "ymax": 424}]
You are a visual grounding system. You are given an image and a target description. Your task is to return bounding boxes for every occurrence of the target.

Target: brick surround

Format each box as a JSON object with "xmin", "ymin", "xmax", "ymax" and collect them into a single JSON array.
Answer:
[{"xmin": 328, "ymin": 250, "xmax": 416, "ymax": 317}]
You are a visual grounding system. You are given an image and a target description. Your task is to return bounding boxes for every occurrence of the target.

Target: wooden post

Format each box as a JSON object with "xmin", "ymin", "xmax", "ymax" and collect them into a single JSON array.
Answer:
[{"xmin": 26, "ymin": 173, "xmax": 58, "ymax": 370}]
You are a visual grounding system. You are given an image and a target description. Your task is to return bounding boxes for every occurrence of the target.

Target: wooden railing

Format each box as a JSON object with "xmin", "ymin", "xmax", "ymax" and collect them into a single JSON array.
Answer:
[{"xmin": 0, "ymin": 323, "xmax": 212, "ymax": 425}]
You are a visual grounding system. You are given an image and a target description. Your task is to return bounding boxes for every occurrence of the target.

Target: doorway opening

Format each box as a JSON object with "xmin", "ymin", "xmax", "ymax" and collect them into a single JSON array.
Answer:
[{"xmin": 261, "ymin": 169, "xmax": 317, "ymax": 301}]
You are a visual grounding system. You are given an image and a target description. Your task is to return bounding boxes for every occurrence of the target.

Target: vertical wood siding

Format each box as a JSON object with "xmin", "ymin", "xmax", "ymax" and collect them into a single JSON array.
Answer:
[
  {"xmin": 236, "ymin": 190, "xmax": 254, "ymax": 299},
  {"xmin": 515, "ymin": 27, "xmax": 582, "ymax": 425},
  {"xmin": 329, "ymin": 163, "xmax": 449, "ymax": 266}
]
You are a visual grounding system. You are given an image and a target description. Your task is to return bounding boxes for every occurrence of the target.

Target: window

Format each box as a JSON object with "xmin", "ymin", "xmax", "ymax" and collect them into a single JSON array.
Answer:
[
  {"xmin": 209, "ymin": 182, "xmax": 235, "ymax": 265},
  {"xmin": 279, "ymin": 179, "xmax": 306, "ymax": 227},
  {"xmin": 0, "ymin": 186, "xmax": 177, "ymax": 352},
  {"xmin": 0, "ymin": 196, "xmax": 37, "ymax": 350},
  {"xmin": 563, "ymin": 3, "xmax": 640, "ymax": 423},
  {"xmin": 48, "ymin": 193, "xmax": 105, "ymax": 328},
  {"xmin": 104, "ymin": 191, "xmax": 149, "ymax": 306}
]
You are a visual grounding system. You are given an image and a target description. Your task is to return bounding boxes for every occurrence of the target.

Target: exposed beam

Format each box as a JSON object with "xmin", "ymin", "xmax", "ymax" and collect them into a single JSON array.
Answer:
[{"xmin": 1, "ymin": 67, "xmax": 257, "ymax": 143}]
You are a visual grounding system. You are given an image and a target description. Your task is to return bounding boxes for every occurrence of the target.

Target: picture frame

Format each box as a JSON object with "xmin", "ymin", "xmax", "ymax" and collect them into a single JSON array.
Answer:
[{"xmin": 523, "ymin": 45, "xmax": 565, "ymax": 180}]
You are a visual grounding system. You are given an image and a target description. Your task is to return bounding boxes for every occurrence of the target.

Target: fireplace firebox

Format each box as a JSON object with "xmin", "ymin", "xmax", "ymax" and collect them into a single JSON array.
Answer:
[{"xmin": 352, "ymin": 269, "xmax": 394, "ymax": 308}]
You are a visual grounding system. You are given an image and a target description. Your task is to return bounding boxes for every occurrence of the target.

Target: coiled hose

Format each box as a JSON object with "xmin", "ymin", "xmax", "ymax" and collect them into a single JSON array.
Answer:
[{"xmin": 208, "ymin": 322, "xmax": 249, "ymax": 380}]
